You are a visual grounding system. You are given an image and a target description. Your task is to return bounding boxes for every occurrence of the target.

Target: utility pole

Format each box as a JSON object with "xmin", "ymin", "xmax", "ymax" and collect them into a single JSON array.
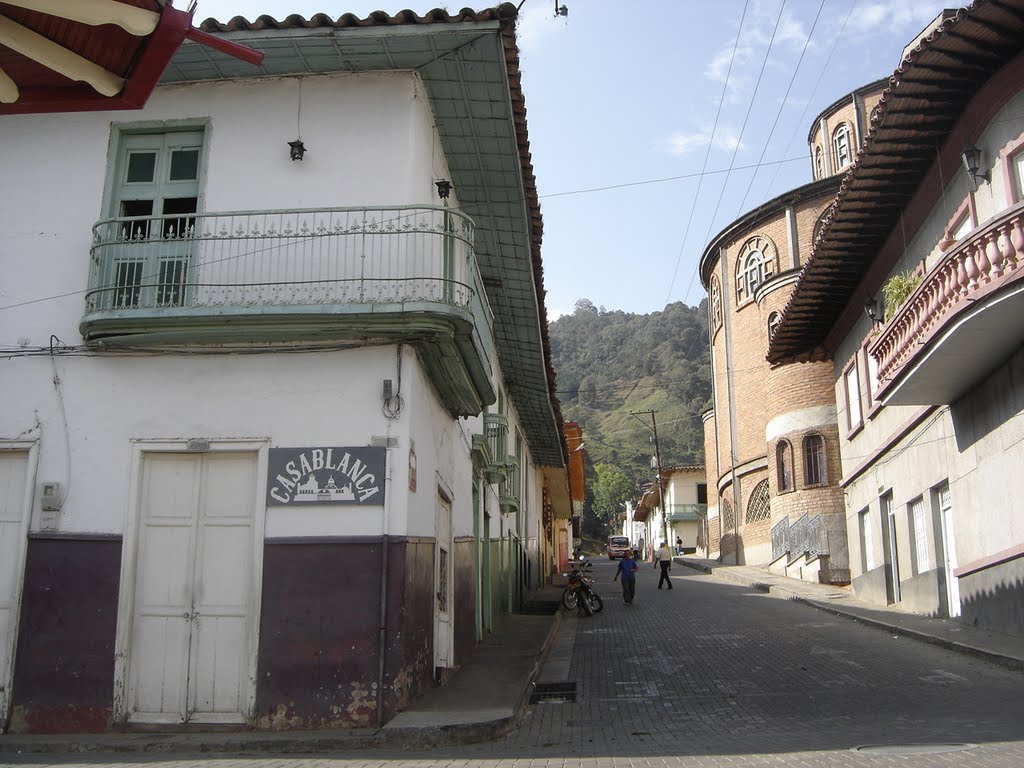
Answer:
[{"xmin": 630, "ymin": 410, "xmax": 667, "ymax": 555}]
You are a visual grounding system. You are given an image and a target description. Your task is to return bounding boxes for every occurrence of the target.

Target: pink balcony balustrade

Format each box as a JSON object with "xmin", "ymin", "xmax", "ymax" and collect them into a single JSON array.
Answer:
[{"xmin": 870, "ymin": 201, "xmax": 1024, "ymax": 405}]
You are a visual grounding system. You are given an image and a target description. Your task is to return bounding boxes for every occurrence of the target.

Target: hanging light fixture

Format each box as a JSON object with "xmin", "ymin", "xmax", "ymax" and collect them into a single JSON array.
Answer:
[
  {"xmin": 864, "ymin": 297, "xmax": 881, "ymax": 324},
  {"xmin": 434, "ymin": 179, "xmax": 452, "ymax": 199},
  {"xmin": 288, "ymin": 78, "xmax": 306, "ymax": 161},
  {"xmin": 961, "ymin": 145, "xmax": 988, "ymax": 190}
]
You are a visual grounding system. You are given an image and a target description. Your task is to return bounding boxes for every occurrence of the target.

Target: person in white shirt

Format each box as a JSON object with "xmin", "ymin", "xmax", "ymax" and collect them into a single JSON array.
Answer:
[{"xmin": 655, "ymin": 542, "xmax": 673, "ymax": 589}]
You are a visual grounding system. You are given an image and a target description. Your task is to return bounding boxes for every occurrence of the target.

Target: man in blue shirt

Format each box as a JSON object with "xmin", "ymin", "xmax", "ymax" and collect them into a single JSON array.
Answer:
[{"xmin": 615, "ymin": 549, "xmax": 638, "ymax": 605}]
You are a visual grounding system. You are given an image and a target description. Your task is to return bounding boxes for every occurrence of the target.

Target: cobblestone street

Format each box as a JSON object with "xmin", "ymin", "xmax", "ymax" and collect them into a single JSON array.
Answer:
[{"xmin": 4, "ymin": 560, "xmax": 1023, "ymax": 768}]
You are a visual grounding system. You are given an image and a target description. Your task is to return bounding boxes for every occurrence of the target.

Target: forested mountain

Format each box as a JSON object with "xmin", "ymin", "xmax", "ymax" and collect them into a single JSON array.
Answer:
[{"xmin": 548, "ymin": 299, "xmax": 712, "ymax": 519}]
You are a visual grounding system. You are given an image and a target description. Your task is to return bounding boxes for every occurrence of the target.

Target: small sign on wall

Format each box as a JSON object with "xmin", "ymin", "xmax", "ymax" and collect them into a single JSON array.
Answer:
[{"xmin": 267, "ymin": 446, "xmax": 386, "ymax": 506}]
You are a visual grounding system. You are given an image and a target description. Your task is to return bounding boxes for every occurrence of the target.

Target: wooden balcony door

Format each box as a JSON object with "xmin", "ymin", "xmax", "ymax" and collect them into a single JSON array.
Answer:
[{"xmin": 106, "ymin": 130, "xmax": 204, "ymax": 310}]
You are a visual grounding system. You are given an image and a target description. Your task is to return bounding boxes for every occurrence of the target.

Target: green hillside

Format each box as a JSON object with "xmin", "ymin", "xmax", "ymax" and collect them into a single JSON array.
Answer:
[{"xmin": 548, "ymin": 299, "xmax": 712, "ymax": 526}]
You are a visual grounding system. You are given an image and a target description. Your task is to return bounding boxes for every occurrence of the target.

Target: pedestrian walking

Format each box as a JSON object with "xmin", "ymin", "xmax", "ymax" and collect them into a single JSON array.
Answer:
[
  {"xmin": 675, "ymin": 536, "xmax": 683, "ymax": 555},
  {"xmin": 655, "ymin": 541, "xmax": 673, "ymax": 589},
  {"xmin": 615, "ymin": 549, "xmax": 638, "ymax": 604}
]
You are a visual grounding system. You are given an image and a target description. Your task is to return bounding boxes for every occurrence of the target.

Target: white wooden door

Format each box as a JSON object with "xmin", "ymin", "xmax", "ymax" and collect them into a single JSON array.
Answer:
[
  {"xmin": 434, "ymin": 494, "xmax": 452, "ymax": 669},
  {"xmin": 128, "ymin": 452, "xmax": 256, "ymax": 723},
  {"xmin": 0, "ymin": 451, "xmax": 30, "ymax": 731},
  {"xmin": 188, "ymin": 453, "xmax": 256, "ymax": 722},
  {"xmin": 938, "ymin": 487, "xmax": 961, "ymax": 618}
]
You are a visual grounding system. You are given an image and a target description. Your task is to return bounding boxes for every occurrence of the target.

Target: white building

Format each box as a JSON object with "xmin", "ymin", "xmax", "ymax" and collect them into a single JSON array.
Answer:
[
  {"xmin": 0, "ymin": 3, "xmax": 568, "ymax": 733},
  {"xmin": 769, "ymin": 3, "xmax": 1024, "ymax": 636}
]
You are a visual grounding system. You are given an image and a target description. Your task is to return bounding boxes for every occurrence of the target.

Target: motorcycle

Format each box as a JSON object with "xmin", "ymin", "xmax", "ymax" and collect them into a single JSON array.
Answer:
[{"xmin": 561, "ymin": 557, "xmax": 604, "ymax": 615}]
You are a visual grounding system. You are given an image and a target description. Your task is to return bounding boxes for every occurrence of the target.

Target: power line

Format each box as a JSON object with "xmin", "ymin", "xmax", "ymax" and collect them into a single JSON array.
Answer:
[
  {"xmin": 662, "ymin": 0, "xmax": 750, "ymax": 307},
  {"xmin": 699, "ymin": 0, "xmax": 790, "ymax": 252},
  {"xmin": 734, "ymin": 0, "xmax": 827, "ymax": 217},
  {"xmin": 757, "ymin": 0, "xmax": 858, "ymax": 208},
  {"xmin": 539, "ymin": 155, "xmax": 808, "ymax": 200}
]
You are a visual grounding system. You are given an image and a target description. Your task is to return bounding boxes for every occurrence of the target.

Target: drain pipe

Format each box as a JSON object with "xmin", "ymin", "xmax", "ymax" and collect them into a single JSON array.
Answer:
[
  {"xmin": 375, "ymin": 347, "xmax": 402, "ymax": 728},
  {"xmin": 376, "ymin": 452, "xmax": 393, "ymax": 729}
]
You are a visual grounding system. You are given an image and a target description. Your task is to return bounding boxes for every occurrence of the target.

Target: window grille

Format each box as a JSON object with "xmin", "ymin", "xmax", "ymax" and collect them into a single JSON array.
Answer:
[
  {"xmin": 710, "ymin": 276, "xmax": 723, "ymax": 330},
  {"xmin": 833, "ymin": 124, "xmax": 852, "ymax": 169},
  {"xmin": 721, "ymin": 496, "xmax": 734, "ymax": 533},
  {"xmin": 803, "ymin": 434, "xmax": 827, "ymax": 485},
  {"xmin": 776, "ymin": 440, "xmax": 793, "ymax": 492},
  {"xmin": 437, "ymin": 547, "xmax": 449, "ymax": 612},
  {"xmin": 910, "ymin": 497, "xmax": 929, "ymax": 573},
  {"xmin": 746, "ymin": 479, "xmax": 770, "ymax": 523},
  {"xmin": 735, "ymin": 236, "xmax": 777, "ymax": 304},
  {"xmin": 814, "ymin": 146, "xmax": 824, "ymax": 179}
]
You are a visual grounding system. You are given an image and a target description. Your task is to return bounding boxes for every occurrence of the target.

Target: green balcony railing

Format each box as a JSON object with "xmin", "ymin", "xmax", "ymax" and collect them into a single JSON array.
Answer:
[
  {"xmin": 666, "ymin": 503, "xmax": 708, "ymax": 522},
  {"xmin": 480, "ymin": 413, "xmax": 509, "ymax": 484},
  {"xmin": 499, "ymin": 456, "xmax": 521, "ymax": 514},
  {"xmin": 85, "ymin": 205, "xmax": 490, "ymax": 342}
]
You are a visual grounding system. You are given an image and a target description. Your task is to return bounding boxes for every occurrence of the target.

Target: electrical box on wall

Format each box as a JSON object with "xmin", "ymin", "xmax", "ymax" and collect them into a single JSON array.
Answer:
[{"xmin": 40, "ymin": 482, "xmax": 62, "ymax": 511}]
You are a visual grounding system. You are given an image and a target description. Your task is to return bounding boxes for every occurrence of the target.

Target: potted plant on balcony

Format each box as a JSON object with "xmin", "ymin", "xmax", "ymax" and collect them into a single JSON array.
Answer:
[{"xmin": 881, "ymin": 269, "xmax": 922, "ymax": 322}]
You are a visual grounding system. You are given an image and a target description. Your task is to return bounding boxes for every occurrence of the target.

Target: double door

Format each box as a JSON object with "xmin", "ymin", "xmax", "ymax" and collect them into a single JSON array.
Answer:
[{"xmin": 126, "ymin": 452, "xmax": 257, "ymax": 723}]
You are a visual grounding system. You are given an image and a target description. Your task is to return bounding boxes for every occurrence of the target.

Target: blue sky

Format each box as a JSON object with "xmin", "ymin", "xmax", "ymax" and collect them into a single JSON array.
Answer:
[{"xmin": 194, "ymin": 0, "xmax": 959, "ymax": 317}]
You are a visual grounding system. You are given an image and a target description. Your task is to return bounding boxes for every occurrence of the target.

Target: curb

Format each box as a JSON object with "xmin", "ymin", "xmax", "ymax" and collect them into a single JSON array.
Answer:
[
  {"xmin": 0, "ymin": 610, "xmax": 564, "ymax": 755},
  {"xmin": 677, "ymin": 557, "xmax": 1024, "ymax": 673}
]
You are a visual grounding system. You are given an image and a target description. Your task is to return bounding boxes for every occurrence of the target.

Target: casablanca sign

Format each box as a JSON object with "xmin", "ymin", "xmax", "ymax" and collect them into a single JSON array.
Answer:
[{"xmin": 267, "ymin": 446, "xmax": 386, "ymax": 506}]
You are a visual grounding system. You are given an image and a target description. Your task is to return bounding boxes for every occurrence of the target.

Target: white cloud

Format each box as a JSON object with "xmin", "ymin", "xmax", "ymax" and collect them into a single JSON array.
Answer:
[
  {"xmin": 847, "ymin": 0, "xmax": 946, "ymax": 34},
  {"xmin": 666, "ymin": 129, "xmax": 742, "ymax": 156}
]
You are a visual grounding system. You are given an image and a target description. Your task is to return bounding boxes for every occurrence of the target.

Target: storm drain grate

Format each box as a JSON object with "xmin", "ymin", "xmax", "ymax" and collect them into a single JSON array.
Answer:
[{"xmin": 530, "ymin": 681, "xmax": 577, "ymax": 704}]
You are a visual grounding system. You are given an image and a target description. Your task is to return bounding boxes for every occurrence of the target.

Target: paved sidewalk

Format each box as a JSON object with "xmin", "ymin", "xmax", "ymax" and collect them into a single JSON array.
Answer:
[
  {"xmin": 677, "ymin": 556, "xmax": 1024, "ymax": 671},
  {"xmin": 0, "ymin": 590, "xmax": 564, "ymax": 756}
]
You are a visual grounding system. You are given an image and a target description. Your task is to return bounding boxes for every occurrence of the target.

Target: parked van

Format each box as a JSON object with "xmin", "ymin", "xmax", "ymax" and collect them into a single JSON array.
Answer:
[{"xmin": 607, "ymin": 535, "xmax": 631, "ymax": 560}]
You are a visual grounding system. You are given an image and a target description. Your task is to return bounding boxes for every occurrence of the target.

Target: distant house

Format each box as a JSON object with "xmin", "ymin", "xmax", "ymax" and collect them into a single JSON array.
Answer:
[
  {"xmin": 661, "ymin": 466, "xmax": 707, "ymax": 555},
  {"xmin": 0, "ymin": 3, "xmax": 570, "ymax": 733},
  {"xmin": 769, "ymin": 3, "xmax": 1024, "ymax": 636}
]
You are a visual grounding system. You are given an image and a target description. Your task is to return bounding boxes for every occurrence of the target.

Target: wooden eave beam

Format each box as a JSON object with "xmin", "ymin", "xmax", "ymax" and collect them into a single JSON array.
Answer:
[
  {"xmin": 0, "ymin": 65, "xmax": 17, "ymax": 102},
  {"xmin": 0, "ymin": 15, "xmax": 124, "ymax": 96},
  {"xmin": 0, "ymin": 0, "xmax": 160, "ymax": 35}
]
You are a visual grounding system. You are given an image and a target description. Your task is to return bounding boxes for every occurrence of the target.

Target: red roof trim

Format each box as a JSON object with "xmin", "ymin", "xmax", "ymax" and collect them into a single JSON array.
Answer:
[{"xmin": 0, "ymin": 5, "xmax": 263, "ymax": 116}]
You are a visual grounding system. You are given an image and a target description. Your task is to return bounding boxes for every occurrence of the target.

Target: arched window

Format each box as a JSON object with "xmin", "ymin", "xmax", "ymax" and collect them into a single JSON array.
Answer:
[
  {"xmin": 814, "ymin": 146, "xmax": 824, "ymax": 180},
  {"xmin": 721, "ymin": 496, "xmax": 734, "ymax": 533},
  {"xmin": 710, "ymin": 275, "xmax": 723, "ymax": 330},
  {"xmin": 746, "ymin": 479, "xmax": 771, "ymax": 523},
  {"xmin": 832, "ymin": 123, "xmax": 852, "ymax": 170},
  {"xmin": 767, "ymin": 311, "xmax": 781, "ymax": 342},
  {"xmin": 804, "ymin": 434, "xmax": 827, "ymax": 486},
  {"xmin": 735, "ymin": 236, "xmax": 778, "ymax": 304},
  {"xmin": 776, "ymin": 440, "xmax": 793, "ymax": 492}
]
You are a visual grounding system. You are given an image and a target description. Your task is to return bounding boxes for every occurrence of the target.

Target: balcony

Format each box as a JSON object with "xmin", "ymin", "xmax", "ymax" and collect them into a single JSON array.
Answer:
[
  {"xmin": 499, "ymin": 456, "xmax": 521, "ymax": 514},
  {"xmin": 477, "ymin": 413, "xmax": 509, "ymax": 484},
  {"xmin": 81, "ymin": 205, "xmax": 495, "ymax": 416},
  {"xmin": 665, "ymin": 504, "xmax": 708, "ymax": 522},
  {"xmin": 870, "ymin": 202, "xmax": 1024, "ymax": 405}
]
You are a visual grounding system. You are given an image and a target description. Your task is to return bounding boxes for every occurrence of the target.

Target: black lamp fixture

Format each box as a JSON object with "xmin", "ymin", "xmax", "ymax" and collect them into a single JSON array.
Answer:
[
  {"xmin": 288, "ymin": 139, "xmax": 306, "ymax": 161},
  {"xmin": 434, "ymin": 179, "xmax": 452, "ymax": 200},
  {"xmin": 554, "ymin": 2, "xmax": 568, "ymax": 16},
  {"xmin": 961, "ymin": 145, "xmax": 988, "ymax": 190},
  {"xmin": 864, "ymin": 297, "xmax": 882, "ymax": 325}
]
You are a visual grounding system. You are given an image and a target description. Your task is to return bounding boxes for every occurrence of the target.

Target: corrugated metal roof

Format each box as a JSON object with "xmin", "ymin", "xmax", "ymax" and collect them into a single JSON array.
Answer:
[
  {"xmin": 768, "ymin": 0, "xmax": 1024, "ymax": 364},
  {"xmin": 169, "ymin": 4, "xmax": 566, "ymax": 465}
]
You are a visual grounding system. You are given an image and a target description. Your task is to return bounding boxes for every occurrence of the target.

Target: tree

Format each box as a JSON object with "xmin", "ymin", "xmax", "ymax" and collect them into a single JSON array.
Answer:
[{"xmin": 590, "ymin": 463, "xmax": 636, "ymax": 537}]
